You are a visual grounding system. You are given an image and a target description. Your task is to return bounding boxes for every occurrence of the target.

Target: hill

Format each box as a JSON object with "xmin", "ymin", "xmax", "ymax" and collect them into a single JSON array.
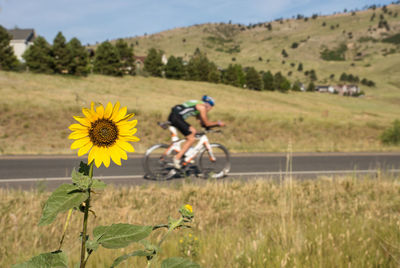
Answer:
[
  {"xmin": 121, "ymin": 4, "xmax": 400, "ymax": 94},
  {"xmin": 1, "ymin": 4, "xmax": 400, "ymax": 155}
]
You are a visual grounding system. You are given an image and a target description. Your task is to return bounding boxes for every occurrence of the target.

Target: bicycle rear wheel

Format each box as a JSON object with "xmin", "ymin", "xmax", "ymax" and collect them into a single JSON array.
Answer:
[
  {"xmin": 143, "ymin": 144, "xmax": 176, "ymax": 180},
  {"xmin": 197, "ymin": 143, "xmax": 230, "ymax": 179}
]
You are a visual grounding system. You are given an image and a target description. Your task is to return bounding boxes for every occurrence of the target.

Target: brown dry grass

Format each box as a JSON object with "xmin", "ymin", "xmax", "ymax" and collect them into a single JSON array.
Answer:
[{"xmin": 2, "ymin": 176, "xmax": 400, "ymax": 267}]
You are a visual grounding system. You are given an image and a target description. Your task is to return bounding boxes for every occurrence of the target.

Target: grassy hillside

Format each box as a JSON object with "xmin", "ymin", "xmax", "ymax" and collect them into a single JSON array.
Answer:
[
  {"xmin": 1, "ymin": 5, "xmax": 400, "ymax": 155},
  {"xmin": 124, "ymin": 4, "xmax": 400, "ymax": 93},
  {"xmin": 3, "ymin": 176, "xmax": 400, "ymax": 267},
  {"xmin": 1, "ymin": 71, "xmax": 400, "ymax": 155}
]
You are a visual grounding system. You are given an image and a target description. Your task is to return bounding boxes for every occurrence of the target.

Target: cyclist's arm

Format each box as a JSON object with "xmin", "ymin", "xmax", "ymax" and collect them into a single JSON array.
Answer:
[{"xmin": 196, "ymin": 104, "xmax": 223, "ymax": 127}]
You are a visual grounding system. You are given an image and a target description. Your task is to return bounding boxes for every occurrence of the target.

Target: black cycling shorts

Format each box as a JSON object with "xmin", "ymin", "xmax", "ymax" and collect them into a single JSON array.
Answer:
[{"xmin": 168, "ymin": 106, "xmax": 192, "ymax": 136}]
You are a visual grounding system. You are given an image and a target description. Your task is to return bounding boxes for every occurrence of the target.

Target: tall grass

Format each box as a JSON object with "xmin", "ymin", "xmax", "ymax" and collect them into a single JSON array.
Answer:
[
  {"xmin": 1, "ymin": 71, "xmax": 400, "ymax": 155},
  {"xmin": 2, "ymin": 176, "xmax": 400, "ymax": 267}
]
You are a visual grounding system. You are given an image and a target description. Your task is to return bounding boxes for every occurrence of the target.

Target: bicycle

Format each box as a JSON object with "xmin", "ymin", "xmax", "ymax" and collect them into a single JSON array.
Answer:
[{"xmin": 143, "ymin": 121, "xmax": 231, "ymax": 180}]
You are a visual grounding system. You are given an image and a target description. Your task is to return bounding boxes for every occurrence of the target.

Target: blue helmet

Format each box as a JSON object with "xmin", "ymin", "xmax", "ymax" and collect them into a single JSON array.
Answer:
[{"xmin": 202, "ymin": 95, "xmax": 215, "ymax": 106}]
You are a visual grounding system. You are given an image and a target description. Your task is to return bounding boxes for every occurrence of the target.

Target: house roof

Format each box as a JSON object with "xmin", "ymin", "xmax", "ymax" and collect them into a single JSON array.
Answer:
[
  {"xmin": 134, "ymin": 56, "xmax": 146, "ymax": 62},
  {"xmin": 7, "ymin": 28, "xmax": 36, "ymax": 41}
]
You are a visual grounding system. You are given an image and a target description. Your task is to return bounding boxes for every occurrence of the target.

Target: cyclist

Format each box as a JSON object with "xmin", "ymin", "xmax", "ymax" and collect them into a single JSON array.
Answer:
[{"xmin": 168, "ymin": 95, "xmax": 225, "ymax": 169}]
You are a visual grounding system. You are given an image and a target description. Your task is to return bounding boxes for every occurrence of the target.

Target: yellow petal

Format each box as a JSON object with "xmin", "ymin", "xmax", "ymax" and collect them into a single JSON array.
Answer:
[
  {"xmin": 117, "ymin": 119, "xmax": 137, "ymax": 129},
  {"xmin": 102, "ymin": 148, "xmax": 111, "ymax": 168},
  {"xmin": 111, "ymin": 101, "xmax": 121, "ymax": 120},
  {"xmin": 69, "ymin": 124, "xmax": 88, "ymax": 131},
  {"xmin": 113, "ymin": 106, "xmax": 127, "ymax": 122},
  {"xmin": 116, "ymin": 113, "xmax": 134, "ymax": 123},
  {"xmin": 73, "ymin": 116, "xmax": 91, "ymax": 127},
  {"xmin": 109, "ymin": 145, "xmax": 122, "ymax": 166},
  {"xmin": 78, "ymin": 141, "xmax": 93, "ymax": 156},
  {"xmin": 82, "ymin": 108, "xmax": 94, "ymax": 121},
  {"xmin": 71, "ymin": 137, "xmax": 91, "ymax": 150},
  {"xmin": 117, "ymin": 140, "xmax": 135, "ymax": 152},
  {"xmin": 120, "ymin": 136, "xmax": 140, "ymax": 142},
  {"xmin": 94, "ymin": 147, "xmax": 103, "ymax": 168},
  {"xmin": 88, "ymin": 146, "xmax": 99, "ymax": 165},
  {"xmin": 113, "ymin": 144, "xmax": 128, "ymax": 160},
  {"xmin": 119, "ymin": 128, "xmax": 138, "ymax": 136},
  {"xmin": 96, "ymin": 104, "xmax": 105, "ymax": 119},
  {"xmin": 68, "ymin": 130, "xmax": 89, "ymax": 140},
  {"xmin": 104, "ymin": 102, "xmax": 113, "ymax": 119}
]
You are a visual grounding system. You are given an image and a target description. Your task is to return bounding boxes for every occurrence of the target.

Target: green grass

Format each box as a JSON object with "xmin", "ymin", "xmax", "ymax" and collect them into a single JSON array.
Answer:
[
  {"xmin": 1, "ymin": 70, "xmax": 400, "ymax": 154},
  {"xmin": 2, "ymin": 176, "xmax": 400, "ymax": 267}
]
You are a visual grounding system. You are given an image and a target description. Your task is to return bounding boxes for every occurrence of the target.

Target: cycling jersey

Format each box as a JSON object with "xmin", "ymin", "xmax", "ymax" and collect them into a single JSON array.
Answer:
[
  {"xmin": 174, "ymin": 100, "xmax": 204, "ymax": 120},
  {"xmin": 168, "ymin": 100, "xmax": 204, "ymax": 136}
]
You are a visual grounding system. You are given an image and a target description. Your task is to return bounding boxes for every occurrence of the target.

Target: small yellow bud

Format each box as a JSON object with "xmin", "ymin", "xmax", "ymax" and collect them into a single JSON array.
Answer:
[{"xmin": 184, "ymin": 204, "xmax": 193, "ymax": 213}]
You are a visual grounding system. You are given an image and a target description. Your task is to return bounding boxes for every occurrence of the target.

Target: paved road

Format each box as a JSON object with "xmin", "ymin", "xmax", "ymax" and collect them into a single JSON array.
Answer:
[{"xmin": 1, "ymin": 152, "xmax": 399, "ymax": 190}]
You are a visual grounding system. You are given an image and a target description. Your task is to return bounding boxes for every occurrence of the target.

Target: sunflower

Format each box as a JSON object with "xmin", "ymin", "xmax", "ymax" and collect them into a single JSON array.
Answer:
[{"xmin": 69, "ymin": 101, "xmax": 139, "ymax": 168}]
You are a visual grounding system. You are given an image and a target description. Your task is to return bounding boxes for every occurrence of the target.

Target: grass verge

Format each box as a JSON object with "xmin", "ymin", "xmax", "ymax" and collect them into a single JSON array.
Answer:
[{"xmin": 2, "ymin": 176, "xmax": 400, "ymax": 267}]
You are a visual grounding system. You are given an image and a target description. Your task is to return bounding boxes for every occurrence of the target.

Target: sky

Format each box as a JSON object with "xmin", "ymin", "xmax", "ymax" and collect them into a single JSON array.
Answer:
[{"xmin": 0, "ymin": 0, "xmax": 396, "ymax": 45}]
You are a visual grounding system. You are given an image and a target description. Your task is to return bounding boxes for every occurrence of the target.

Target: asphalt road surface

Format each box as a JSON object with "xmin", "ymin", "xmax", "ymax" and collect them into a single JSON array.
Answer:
[{"xmin": 1, "ymin": 152, "xmax": 399, "ymax": 190}]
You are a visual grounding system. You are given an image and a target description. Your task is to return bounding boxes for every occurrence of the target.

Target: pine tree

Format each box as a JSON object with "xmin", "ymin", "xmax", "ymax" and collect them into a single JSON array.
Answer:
[
  {"xmin": 165, "ymin": 55, "xmax": 184, "ymax": 79},
  {"xmin": 273, "ymin": 72, "xmax": 291, "ymax": 92},
  {"xmin": 297, "ymin": 63, "xmax": 303, "ymax": 72},
  {"xmin": 245, "ymin": 67, "xmax": 262, "ymax": 90},
  {"xmin": 67, "ymin": 37, "xmax": 89, "ymax": 76},
  {"xmin": 144, "ymin": 48, "xmax": 163, "ymax": 77},
  {"xmin": 262, "ymin": 71, "xmax": 274, "ymax": 91},
  {"xmin": 207, "ymin": 62, "xmax": 221, "ymax": 83},
  {"xmin": 186, "ymin": 49, "xmax": 211, "ymax": 81},
  {"xmin": 93, "ymin": 41, "xmax": 122, "ymax": 76},
  {"xmin": 52, "ymin": 32, "xmax": 70, "ymax": 74},
  {"xmin": 23, "ymin": 36, "xmax": 54, "ymax": 74},
  {"xmin": 0, "ymin": 25, "xmax": 19, "ymax": 71},
  {"xmin": 307, "ymin": 82, "xmax": 315, "ymax": 92},
  {"xmin": 223, "ymin": 64, "xmax": 239, "ymax": 87},
  {"xmin": 115, "ymin": 39, "xmax": 135, "ymax": 75}
]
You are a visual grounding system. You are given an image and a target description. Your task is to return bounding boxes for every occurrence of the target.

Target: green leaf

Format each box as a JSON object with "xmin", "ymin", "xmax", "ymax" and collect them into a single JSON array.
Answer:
[
  {"xmin": 12, "ymin": 251, "xmax": 68, "ymax": 268},
  {"xmin": 111, "ymin": 250, "xmax": 153, "ymax": 267},
  {"xmin": 94, "ymin": 223, "xmax": 152, "ymax": 249},
  {"xmin": 71, "ymin": 169, "xmax": 91, "ymax": 190},
  {"xmin": 38, "ymin": 184, "xmax": 88, "ymax": 226},
  {"xmin": 161, "ymin": 257, "xmax": 200, "ymax": 268},
  {"xmin": 91, "ymin": 179, "xmax": 107, "ymax": 190},
  {"xmin": 86, "ymin": 239, "xmax": 100, "ymax": 252},
  {"xmin": 79, "ymin": 161, "xmax": 90, "ymax": 175}
]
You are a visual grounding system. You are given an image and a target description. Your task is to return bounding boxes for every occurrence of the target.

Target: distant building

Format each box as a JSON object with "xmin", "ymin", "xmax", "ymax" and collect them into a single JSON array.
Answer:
[
  {"xmin": 7, "ymin": 28, "xmax": 36, "ymax": 61},
  {"xmin": 134, "ymin": 55, "xmax": 146, "ymax": 70},
  {"xmin": 316, "ymin": 84, "xmax": 361, "ymax": 96},
  {"xmin": 315, "ymin": 85, "xmax": 335, "ymax": 93}
]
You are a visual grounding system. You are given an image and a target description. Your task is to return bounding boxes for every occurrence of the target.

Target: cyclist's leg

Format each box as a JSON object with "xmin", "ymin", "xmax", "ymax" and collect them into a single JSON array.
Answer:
[
  {"xmin": 168, "ymin": 112, "xmax": 196, "ymax": 168},
  {"xmin": 175, "ymin": 126, "xmax": 196, "ymax": 160}
]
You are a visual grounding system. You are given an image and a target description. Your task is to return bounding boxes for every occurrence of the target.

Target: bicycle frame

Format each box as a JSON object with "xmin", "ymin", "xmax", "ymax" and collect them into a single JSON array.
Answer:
[{"xmin": 163, "ymin": 125, "xmax": 216, "ymax": 165}]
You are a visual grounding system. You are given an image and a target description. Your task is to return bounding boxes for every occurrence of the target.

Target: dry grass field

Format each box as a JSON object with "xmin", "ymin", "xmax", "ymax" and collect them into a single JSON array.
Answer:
[
  {"xmin": 1, "ymin": 70, "xmax": 400, "ymax": 155},
  {"xmin": 2, "ymin": 176, "xmax": 400, "ymax": 267}
]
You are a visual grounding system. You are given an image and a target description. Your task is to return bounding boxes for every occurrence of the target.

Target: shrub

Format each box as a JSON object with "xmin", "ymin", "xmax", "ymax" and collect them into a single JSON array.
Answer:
[
  {"xmin": 320, "ymin": 44, "xmax": 347, "ymax": 61},
  {"xmin": 381, "ymin": 120, "xmax": 400, "ymax": 145},
  {"xmin": 382, "ymin": 33, "xmax": 400, "ymax": 44},
  {"xmin": 291, "ymin": 42, "xmax": 299, "ymax": 49}
]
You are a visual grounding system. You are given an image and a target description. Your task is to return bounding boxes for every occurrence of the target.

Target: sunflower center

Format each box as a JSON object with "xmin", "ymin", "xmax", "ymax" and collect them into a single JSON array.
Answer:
[{"xmin": 89, "ymin": 119, "xmax": 119, "ymax": 147}]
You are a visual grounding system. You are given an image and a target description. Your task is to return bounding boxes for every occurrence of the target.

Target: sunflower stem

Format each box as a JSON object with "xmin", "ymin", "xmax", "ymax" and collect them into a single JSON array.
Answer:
[{"xmin": 80, "ymin": 162, "xmax": 94, "ymax": 268}]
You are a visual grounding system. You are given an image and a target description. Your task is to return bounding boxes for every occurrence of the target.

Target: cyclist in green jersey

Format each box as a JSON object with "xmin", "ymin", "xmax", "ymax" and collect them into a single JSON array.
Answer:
[{"xmin": 168, "ymin": 95, "xmax": 225, "ymax": 169}]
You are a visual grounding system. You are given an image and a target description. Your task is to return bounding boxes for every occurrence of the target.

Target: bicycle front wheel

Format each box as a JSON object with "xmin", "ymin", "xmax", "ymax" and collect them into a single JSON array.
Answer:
[
  {"xmin": 197, "ymin": 143, "xmax": 230, "ymax": 179},
  {"xmin": 143, "ymin": 144, "xmax": 176, "ymax": 180}
]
